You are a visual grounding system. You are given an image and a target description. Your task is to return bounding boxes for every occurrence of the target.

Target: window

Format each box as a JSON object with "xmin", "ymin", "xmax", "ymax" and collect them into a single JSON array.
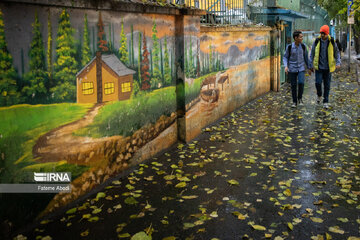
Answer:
[
  {"xmin": 121, "ymin": 82, "xmax": 131, "ymax": 93},
  {"xmin": 82, "ymin": 82, "xmax": 94, "ymax": 95},
  {"xmin": 104, "ymin": 82, "xmax": 115, "ymax": 95}
]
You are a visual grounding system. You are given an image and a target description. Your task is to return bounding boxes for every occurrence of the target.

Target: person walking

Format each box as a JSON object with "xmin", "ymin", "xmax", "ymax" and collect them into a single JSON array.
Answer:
[
  {"xmin": 309, "ymin": 25, "xmax": 341, "ymax": 109},
  {"xmin": 283, "ymin": 31, "xmax": 311, "ymax": 108}
]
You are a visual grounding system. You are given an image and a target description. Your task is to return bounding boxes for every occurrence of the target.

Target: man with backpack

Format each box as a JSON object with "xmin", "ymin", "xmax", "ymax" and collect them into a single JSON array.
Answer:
[
  {"xmin": 283, "ymin": 31, "xmax": 311, "ymax": 108},
  {"xmin": 309, "ymin": 25, "xmax": 341, "ymax": 109}
]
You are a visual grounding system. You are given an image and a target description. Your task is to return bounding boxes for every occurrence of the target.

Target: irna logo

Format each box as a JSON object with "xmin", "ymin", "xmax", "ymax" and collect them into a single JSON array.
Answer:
[{"xmin": 34, "ymin": 172, "xmax": 71, "ymax": 182}]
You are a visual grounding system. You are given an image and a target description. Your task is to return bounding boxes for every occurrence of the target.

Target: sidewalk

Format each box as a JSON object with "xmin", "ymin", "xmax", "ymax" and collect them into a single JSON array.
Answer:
[{"xmin": 14, "ymin": 66, "xmax": 360, "ymax": 240}]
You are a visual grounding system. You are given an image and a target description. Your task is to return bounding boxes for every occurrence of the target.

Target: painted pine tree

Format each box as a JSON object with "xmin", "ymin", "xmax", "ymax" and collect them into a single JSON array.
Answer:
[
  {"xmin": 160, "ymin": 40, "xmax": 164, "ymax": 84},
  {"xmin": 131, "ymin": 25, "xmax": 134, "ymax": 67},
  {"xmin": 81, "ymin": 14, "xmax": 91, "ymax": 67},
  {"xmin": 21, "ymin": 48, "xmax": 24, "ymax": 77},
  {"xmin": 163, "ymin": 36, "xmax": 171, "ymax": 86},
  {"xmin": 0, "ymin": 9, "xmax": 19, "ymax": 106},
  {"xmin": 184, "ymin": 40, "xmax": 188, "ymax": 77},
  {"xmin": 188, "ymin": 36, "xmax": 193, "ymax": 77},
  {"xmin": 108, "ymin": 24, "xmax": 112, "ymax": 53},
  {"xmin": 47, "ymin": 11, "xmax": 53, "ymax": 86},
  {"xmin": 119, "ymin": 19, "xmax": 129, "ymax": 65},
  {"xmin": 137, "ymin": 31, "xmax": 142, "ymax": 85},
  {"xmin": 151, "ymin": 19, "xmax": 161, "ymax": 89},
  {"xmin": 92, "ymin": 26, "xmax": 95, "ymax": 55},
  {"xmin": 52, "ymin": 9, "xmax": 77, "ymax": 102},
  {"xmin": 140, "ymin": 33, "xmax": 150, "ymax": 91},
  {"xmin": 150, "ymin": 49, "xmax": 153, "ymax": 75},
  {"xmin": 97, "ymin": 12, "xmax": 108, "ymax": 53},
  {"xmin": 22, "ymin": 13, "xmax": 48, "ymax": 104},
  {"xmin": 196, "ymin": 39, "xmax": 200, "ymax": 77}
]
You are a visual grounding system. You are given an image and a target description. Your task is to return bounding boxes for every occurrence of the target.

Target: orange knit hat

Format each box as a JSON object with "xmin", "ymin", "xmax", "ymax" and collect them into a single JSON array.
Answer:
[{"xmin": 320, "ymin": 25, "xmax": 329, "ymax": 35}]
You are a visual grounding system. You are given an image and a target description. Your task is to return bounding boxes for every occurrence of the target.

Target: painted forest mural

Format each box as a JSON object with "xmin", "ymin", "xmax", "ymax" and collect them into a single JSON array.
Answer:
[
  {"xmin": 0, "ymin": 6, "xmax": 180, "ymax": 232},
  {"xmin": 0, "ymin": 10, "xmax": 177, "ymax": 106},
  {"xmin": 0, "ymin": 3, "xmax": 272, "ymax": 234}
]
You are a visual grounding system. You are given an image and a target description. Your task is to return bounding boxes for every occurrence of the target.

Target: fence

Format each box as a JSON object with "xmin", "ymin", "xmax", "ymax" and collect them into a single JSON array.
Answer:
[
  {"xmin": 166, "ymin": 0, "xmax": 328, "ymax": 30},
  {"xmin": 170, "ymin": 0, "xmax": 256, "ymax": 25}
]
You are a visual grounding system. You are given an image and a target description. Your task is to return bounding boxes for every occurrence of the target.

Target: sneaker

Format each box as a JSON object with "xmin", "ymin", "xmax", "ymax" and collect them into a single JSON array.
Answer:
[
  {"xmin": 317, "ymin": 96, "xmax": 322, "ymax": 104},
  {"xmin": 324, "ymin": 103, "xmax": 329, "ymax": 109},
  {"xmin": 298, "ymin": 99, "xmax": 304, "ymax": 106},
  {"xmin": 291, "ymin": 103, "xmax": 297, "ymax": 108}
]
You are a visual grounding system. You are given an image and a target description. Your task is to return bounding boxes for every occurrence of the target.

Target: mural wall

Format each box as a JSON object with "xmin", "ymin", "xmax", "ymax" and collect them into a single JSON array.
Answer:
[
  {"xmin": 0, "ymin": 2, "xmax": 199, "ymax": 231},
  {"xmin": 184, "ymin": 26, "xmax": 272, "ymax": 141},
  {"xmin": 0, "ymin": 1, "xmax": 276, "ymax": 234}
]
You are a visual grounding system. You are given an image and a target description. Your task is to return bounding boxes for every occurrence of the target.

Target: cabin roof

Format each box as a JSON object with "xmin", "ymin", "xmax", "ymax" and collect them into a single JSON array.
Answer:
[{"xmin": 76, "ymin": 54, "xmax": 135, "ymax": 77}]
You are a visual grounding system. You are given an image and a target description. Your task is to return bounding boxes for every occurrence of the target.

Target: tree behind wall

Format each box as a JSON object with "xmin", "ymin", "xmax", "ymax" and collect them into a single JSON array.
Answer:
[
  {"xmin": 52, "ymin": 9, "xmax": 77, "ymax": 102},
  {"xmin": 81, "ymin": 14, "xmax": 91, "ymax": 67},
  {"xmin": 22, "ymin": 13, "xmax": 48, "ymax": 104},
  {"xmin": 0, "ymin": 9, "xmax": 20, "ymax": 106}
]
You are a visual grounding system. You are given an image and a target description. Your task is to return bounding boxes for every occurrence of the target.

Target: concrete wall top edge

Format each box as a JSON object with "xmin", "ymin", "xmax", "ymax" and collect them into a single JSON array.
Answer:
[
  {"xmin": 2, "ymin": 0, "xmax": 206, "ymax": 16},
  {"xmin": 200, "ymin": 25, "xmax": 273, "ymax": 33}
]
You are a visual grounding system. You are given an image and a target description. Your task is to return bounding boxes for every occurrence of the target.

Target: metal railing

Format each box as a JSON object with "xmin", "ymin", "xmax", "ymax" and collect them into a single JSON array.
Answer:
[
  {"xmin": 166, "ymin": 0, "xmax": 328, "ymax": 28},
  {"xmin": 170, "ymin": 0, "xmax": 255, "ymax": 25}
]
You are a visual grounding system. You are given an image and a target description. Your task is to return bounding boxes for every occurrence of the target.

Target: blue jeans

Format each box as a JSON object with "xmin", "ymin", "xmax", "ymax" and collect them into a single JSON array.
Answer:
[
  {"xmin": 288, "ymin": 71, "xmax": 305, "ymax": 104},
  {"xmin": 315, "ymin": 69, "xmax": 331, "ymax": 103}
]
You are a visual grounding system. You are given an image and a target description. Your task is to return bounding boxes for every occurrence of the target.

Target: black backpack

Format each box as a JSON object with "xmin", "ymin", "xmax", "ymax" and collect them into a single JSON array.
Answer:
[
  {"xmin": 314, "ymin": 36, "xmax": 337, "ymax": 58},
  {"xmin": 287, "ymin": 43, "xmax": 306, "ymax": 58}
]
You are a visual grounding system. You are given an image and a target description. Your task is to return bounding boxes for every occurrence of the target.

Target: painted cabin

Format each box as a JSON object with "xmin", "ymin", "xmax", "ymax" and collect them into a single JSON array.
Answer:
[{"xmin": 76, "ymin": 53, "xmax": 136, "ymax": 103}]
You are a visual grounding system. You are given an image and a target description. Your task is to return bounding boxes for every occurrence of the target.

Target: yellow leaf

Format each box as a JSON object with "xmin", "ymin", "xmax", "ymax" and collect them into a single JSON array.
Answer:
[
  {"xmin": 164, "ymin": 175, "xmax": 175, "ymax": 181},
  {"xmin": 283, "ymin": 189, "xmax": 292, "ymax": 197},
  {"xmin": 80, "ymin": 229, "xmax": 89, "ymax": 237},
  {"xmin": 328, "ymin": 226, "xmax": 344, "ymax": 234},
  {"xmin": 325, "ymin": 232, "xmax": 332, "ymax": 240},
  {"xmin": 252, "ymin": 225, "xmax": 266, "ymax": 231},
  {"xmin": 310, "ymin": 217, "xmax": 324, "ymax": 223},
  {"xmin": 348, "ymin": 237, "xmax": 360, "ymax": 240},
  {"xmin": 182, "ymin": 195, "xmax": 198, "ymax": 199},
  {"xmin": 228, "ymin": 179, "xmax": 239, "ymax": 185},
  {"xmin": 237, "ymin": 213, "xmax": 248, "ymax": 220},
  {"xmin": 175, "ymin": 182, "xmax": 187, "ymax": 188},
  {"xmin": 337, "ymin": 218, "xmax": 349, "ymax": 223},
  {"xmin": 288, "ymin": 222, "xmax": 293, "ymax": 230},
  {"xmin": 162, "ymin": 237, "xmax": 176, "ymax": 240},
  {"xmin": 265, "ymin": 233, "xmax": 272, "ymax": 238}
]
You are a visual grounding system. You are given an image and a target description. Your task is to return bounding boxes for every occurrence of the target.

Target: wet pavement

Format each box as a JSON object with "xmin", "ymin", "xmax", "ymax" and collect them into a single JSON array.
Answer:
[{"xmin": 14, "ymin": 65, "xmax": 360, "ymax": 240}]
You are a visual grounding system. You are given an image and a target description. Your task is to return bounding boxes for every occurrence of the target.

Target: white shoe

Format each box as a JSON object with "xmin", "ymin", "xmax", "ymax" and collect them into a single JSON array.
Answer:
[
  {"xmin": 298, "ymin": 99, "xmax": 304, "ymax": 106},
  {"xmin": 323, "ymin": 103, "xmax": 329, "ymax": 109},
  {"xmin": 291, "ymin": 103, "xmax": 297, "ymax": 108},
  {"xmin": 317, "ymin": 96, "xmax": 322, "ymax": 104}
]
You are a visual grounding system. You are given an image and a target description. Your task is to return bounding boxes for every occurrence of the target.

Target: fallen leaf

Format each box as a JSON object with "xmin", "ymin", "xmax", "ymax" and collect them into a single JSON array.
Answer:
[
  {"xmin": 310, "ymin": 217, "xmax": 324, "ymax": 223},
  {"xmin": 175, "ymin": 182, "xmax": 187, "ymax": 188},
  {"xmin": 252, "ymin": 225, "xmax": 266, "ymax": 231},
  {"xmin": 131, "ymin": 231, "xmax": 152, "ymax": 240},
  {"xmin": 228, "ymin": 179, "xmax": 239, "ymax": 185},
  {"xmin": 328, "ymin": 226, "xmax": 344, "ymax": 234}
]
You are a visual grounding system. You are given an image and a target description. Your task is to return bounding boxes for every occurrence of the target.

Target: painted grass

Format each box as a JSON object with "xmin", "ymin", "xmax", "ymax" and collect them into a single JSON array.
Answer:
[
  {"xmin": 0, "ymin": 103, "xmax": 92, "ymax": 183},
  {"xmin": 76, "ymin": 87, "xmax": 177, "ymax": 138}
]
